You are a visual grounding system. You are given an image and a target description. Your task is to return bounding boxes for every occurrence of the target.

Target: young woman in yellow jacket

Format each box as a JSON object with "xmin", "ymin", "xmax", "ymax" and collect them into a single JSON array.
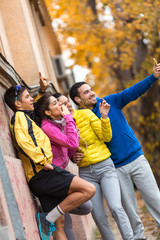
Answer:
[{"xmin": 55, "ymin": 94, "xmax": 134, "ymax": 240}]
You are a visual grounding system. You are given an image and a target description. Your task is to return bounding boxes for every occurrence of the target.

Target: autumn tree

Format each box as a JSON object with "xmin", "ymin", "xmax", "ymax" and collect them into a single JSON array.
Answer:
[{"xmin": 45, "ymin": 0, "xmax": 160, "ymax": 184}]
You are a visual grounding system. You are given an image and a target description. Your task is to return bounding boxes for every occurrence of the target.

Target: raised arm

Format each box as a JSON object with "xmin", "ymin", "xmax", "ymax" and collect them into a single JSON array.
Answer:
[
  {"xmin": 107, "ymin": 61, "xmax": 160, "ymax": 110},
  {"xmin": 89, "ymin": 101, "xmax": 112, "ymax": 142},
  {"xmin": 39, "ymin": 72, "xmax": 49, "ymax": 92}
]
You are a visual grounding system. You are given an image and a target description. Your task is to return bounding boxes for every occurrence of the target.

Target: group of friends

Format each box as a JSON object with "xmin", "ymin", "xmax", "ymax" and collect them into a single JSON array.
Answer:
[{"xmin": 4, "ymin": 60, "xmax": 160, "ymax": 240}]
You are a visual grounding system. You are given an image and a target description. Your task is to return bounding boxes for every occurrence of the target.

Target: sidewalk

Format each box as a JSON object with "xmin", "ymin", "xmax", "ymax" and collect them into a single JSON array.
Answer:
[{"xmin": 95, "ymin": 191, "xmax": 160, "ymax": 240}]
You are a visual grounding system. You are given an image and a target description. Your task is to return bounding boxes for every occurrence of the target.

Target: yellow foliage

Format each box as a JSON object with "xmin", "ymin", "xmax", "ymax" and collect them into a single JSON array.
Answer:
[{"xmin": 45, "ymin": 0, "xmax": 160, "ymax": 92}]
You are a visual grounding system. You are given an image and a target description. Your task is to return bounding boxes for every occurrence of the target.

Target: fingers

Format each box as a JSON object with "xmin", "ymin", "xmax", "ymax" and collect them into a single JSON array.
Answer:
[
  {"xmin": 39, "ymin": 72, "xmax": 48, "ymax": 84},
  {"xmin": 43, "ymin": 163, "xmax": 54, "ymax": 170},
  {"xmin": 102, "ymin": 99, "xmax": 110, "ymax": 109},
  {"xmin": 72, "ymin": 152, "xmax": 84, "ymax": 163},
  {"xmin": 60, "ymin": 104, "xmax": 70, "ymax": 116},
  {"xmin": 153, "ymin": 58, "xmax": 157, "ymax": 66},
  {"xmin": 153, "ymin": 58, "xmax": 160, "ymax": 70}
]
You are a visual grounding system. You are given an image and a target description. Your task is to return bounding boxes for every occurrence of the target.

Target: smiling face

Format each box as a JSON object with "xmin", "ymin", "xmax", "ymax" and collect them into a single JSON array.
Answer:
[
  {"xmin": 45, "ymin": 96, "xmax": 62, "ymax": 120},
  {"xmin": 15, "ymin": 89, "xmax": 34, "ymax": 111},
  {"xmin": 76, "ymin": 84, "xmax": 97, "ymax": 109},
  {"xmin": 58, "ymin": 95, "xmax": 73, "ymax": 114}
]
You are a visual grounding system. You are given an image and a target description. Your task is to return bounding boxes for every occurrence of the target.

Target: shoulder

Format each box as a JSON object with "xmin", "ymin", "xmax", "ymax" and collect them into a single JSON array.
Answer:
[
  {"xmin": 13, "ymin": 111, "xmax": 26, "ymax": 122},
  {"xmin": 41, "ymin": 119, "xmax": 53, "ymax": 129},
  {"xmin": 11, "ymin": 111, "xmax": 31, "ymax": 128},
  {"xmin": 74, "ymin": 109, "xmax": 92, "ymax": 117}
]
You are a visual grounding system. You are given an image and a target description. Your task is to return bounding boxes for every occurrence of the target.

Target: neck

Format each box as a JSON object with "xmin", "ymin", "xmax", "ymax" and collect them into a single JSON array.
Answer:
[
  {"xmin": 16, "ymin": 109, "xmax": 32, "ymax": 112},
  {"xmin": 79, "ymin": 103, "xmax": 94, "ymax": 110},
  {"xmin": 51, "ymin": 116, "xmax": 61, "ymax": 121}
]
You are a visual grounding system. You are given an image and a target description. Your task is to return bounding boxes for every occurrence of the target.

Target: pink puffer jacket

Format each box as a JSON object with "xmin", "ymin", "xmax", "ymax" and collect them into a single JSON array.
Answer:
[{"xmin": 41, "ymin": 114, "xmax": 79, "ymax": 169}]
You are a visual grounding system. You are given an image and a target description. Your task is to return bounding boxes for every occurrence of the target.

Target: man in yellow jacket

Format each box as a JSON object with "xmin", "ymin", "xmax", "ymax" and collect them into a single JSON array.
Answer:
[{"xmin": 4, "ymin": 81, "xmax": 95, "ymax": 240}]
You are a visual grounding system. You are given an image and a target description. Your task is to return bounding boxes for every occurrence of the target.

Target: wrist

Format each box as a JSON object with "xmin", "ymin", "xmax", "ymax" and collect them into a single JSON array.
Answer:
[
  {"xmin": 101, "ymin": 115, "xmax": 108, "ymax": 119},
  {"xmin": 38, "ymin": 88, "xmax": 46, "ymax": 94}
]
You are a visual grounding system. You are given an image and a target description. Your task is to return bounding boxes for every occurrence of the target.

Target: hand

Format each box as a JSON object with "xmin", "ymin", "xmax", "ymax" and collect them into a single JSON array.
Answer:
[
  {"xmin": 59, "ymin": 104, "xmax": 71, "ymax": 117},
  {"xmin": 43, "ymin": 163, "xmax": 54, "ymax": 171},
  {"xmin": 72, "ymin": 150, "xmax": 84, "ymax": 164},
  {"xmin": 39, "ymin": 72, "xmax": 49, "ymax": 91},
  {"xmin": 99, "ymin": 99, "xmax": 110, "ymax": 119},
  {"xmin": 153, "ymin": 58, "xmax": 160, "ymax": 78}
]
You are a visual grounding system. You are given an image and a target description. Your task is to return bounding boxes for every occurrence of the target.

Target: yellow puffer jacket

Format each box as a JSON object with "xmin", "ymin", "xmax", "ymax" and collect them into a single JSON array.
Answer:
[
  {"xmin": 10, "ymin": 111, "xmax": 53, "ymax": 182},
  {"xmin": 73, "ymin": 109, "xmax": 112, "ymax": 167}
]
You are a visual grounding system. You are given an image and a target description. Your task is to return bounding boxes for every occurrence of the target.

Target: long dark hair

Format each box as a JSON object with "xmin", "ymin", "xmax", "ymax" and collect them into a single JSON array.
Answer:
[{"xmin": 34, "ymin": 93, "xmax": 52, "ymax": 126}]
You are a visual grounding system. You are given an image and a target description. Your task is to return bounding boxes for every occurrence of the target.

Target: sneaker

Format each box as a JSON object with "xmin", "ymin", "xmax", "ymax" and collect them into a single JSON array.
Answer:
[{"xmin": 36, "ymin": 212, "xmax": 56, "ymax": 240}]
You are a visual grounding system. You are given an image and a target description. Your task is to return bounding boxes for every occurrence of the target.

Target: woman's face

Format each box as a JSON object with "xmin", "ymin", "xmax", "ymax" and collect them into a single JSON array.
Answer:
[
  {"xmin": 58, "ymin": 95, "xmax": 73, "ymax": 114},
  {"xmin": 45, "ymin": 96, "xmax": 62, "ymax": 120}
]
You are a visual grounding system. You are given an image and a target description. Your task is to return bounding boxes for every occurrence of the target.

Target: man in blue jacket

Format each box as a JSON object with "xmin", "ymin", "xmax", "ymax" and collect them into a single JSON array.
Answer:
[{"xmin": 69, "ymin": 62, "xmax": 160, "ymax": 240}]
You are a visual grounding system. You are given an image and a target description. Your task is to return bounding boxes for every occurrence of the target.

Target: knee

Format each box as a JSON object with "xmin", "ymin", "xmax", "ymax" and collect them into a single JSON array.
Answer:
[
  {"xmin": 78, "ymin": 200, "xmax": 93, "ymax": 214},
  {"xmin": 85, "ymin": 183, "xmax": 96, "ymax": 199},
  {"xmin": 92, "ymin": 209, "xmax": 109, "ymax": 225},
  {"xmin": 83, "ymin": 200, "xmax": 93, "ymax": 214},
  {"xmin": 109, "ymin": 204, "xmax": 123, "ymax": 217}
]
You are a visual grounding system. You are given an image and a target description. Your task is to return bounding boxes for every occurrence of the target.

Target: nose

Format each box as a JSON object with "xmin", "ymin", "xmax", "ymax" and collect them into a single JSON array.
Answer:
[
  {"xmin": 67, "ymin": 102, "xmax": 72, "ymax": 108},
  {"xmin": 89, "ymin": 89, "xmax": 94, "ymax": 95}
]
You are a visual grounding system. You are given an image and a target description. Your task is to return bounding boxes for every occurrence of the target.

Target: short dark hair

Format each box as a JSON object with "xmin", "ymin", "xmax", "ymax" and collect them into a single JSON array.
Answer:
[
  {"xmin": 69, "ymin": 82, "xmax": 87, "ymax": 105},
  {"xmin": 34, "ymin": 93, "xmax": 52, "ymax": 126},
  {"xmin": 4, "ymin": 85, "xmax": 26, "ymax": 112},
  {"xmin": 53, "ymin": 92, "xmax": 63, "ymax": 100}
]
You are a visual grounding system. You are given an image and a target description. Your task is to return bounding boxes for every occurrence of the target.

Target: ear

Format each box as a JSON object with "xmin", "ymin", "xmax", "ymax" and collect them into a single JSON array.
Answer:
[
  {"xmin": 15, "ymin": 100, "xmax": 22, "ymax": 109},
  {"xmin": 45, "ymin": 109, "xmax": 51, "ymax": 117},
  {"xmin": 74, "ymin": 96, "xmax": 81, "ymax": 104}
]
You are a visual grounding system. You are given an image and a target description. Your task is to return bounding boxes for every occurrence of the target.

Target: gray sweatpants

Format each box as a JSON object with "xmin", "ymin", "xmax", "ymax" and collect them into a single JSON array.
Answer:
[
  {"xmin": 64, "ymin": 200, "xmax": 92, "ymax": 240},
  {"xmin": 79, "ymin": 158, "xmax": 134, "ymax": 240},
  {"xmin": 116, "ymin": 155, "xmax": 160, "ymax": 240}
]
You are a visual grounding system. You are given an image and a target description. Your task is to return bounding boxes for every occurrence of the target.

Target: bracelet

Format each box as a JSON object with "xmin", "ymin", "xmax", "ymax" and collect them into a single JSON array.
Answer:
[{"xmin": 38, "ymin": 88, "xmax": 45, "ymax": 94}]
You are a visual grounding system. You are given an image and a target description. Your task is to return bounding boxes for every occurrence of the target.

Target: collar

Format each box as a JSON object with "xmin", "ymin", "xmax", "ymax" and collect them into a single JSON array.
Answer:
[
  {"xmin": 53, "ymin": 117, "xmax": 66, "ymax": 126},
  {"xmin": 16, "ymin": 109, "xmax": 34, "ymax": 119}
]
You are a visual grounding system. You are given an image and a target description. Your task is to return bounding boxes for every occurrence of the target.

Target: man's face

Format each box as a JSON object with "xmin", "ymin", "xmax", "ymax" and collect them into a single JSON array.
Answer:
[
  {"xmin": 77, "ymin": 84, "xmax": 97, "ymax": 109},
  {"xmin": 17, "ymin": 90, "xmax": 34, "ymax": 111}
]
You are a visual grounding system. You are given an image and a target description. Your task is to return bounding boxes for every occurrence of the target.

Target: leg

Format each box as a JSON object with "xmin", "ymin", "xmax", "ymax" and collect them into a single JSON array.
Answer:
[
  {"xmin": 46, "ymin": 175, "xmax": 95, "ymax": 223},
  {"xmin": 29, "ymin": 166, "xmax": 95, "ymax": 238},
  {"xmin": 64, "ymin": 213, "xmax": 76, "ymax": 240},
  {"xmin": 132, "ymin": 155, "xmax": 160, "ymax": 231},
  {"xmin": 116, "ymin": 160, "xmax": 146, "ymax": 239},
  {"xmin": 98, "ymin": 158, "xmax": 134, "ymax": 240},
  {"xmin": 29, "ymin": 167, "xmax": 95, "ymax": 222},
  {"xmin": 69, "ymin": 200, "xmax": 92, "ymax": 215},
  {"xmin": 55, "ymin": 216, "xmax": 67, "ymax": 240},
  {"xmin": 79, "ymin": 165, "xmax": 115, "ymax": 240},
  {"xmin": 59, "ymin": 175, "xmax": 95, "ymax": 213},
  {"xmin": 64, "ymin": 200, "xmax": 92, "ymax": 240}
]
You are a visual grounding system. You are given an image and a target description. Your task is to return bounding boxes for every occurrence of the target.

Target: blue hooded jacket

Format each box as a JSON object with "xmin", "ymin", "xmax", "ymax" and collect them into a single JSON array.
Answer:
[{"xmin": 92, "ymin": 74, "xmax": 158, "ymax": 167}]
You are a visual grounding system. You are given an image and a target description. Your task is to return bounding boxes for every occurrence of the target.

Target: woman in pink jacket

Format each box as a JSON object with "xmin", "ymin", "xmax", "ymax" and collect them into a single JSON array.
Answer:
[{"xmin": 35, "ymin": 93, "xmax": 92, "ymax": 240}]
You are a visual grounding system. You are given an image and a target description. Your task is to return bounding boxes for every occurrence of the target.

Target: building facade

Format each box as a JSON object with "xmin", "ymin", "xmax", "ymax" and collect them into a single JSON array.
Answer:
[{"xmin": 0, "ymin": 0, "xmax": 95, "ymax": 239}]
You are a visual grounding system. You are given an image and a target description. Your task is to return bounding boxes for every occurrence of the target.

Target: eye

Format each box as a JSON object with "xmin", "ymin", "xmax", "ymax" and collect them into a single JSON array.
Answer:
[
  {"xmin": 52, "ymin": 101, "xmax": 57, "ymax": 106},
  {"xmin": 84, "ymin": 90, "xmax": 89, "ymax": 94}
]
